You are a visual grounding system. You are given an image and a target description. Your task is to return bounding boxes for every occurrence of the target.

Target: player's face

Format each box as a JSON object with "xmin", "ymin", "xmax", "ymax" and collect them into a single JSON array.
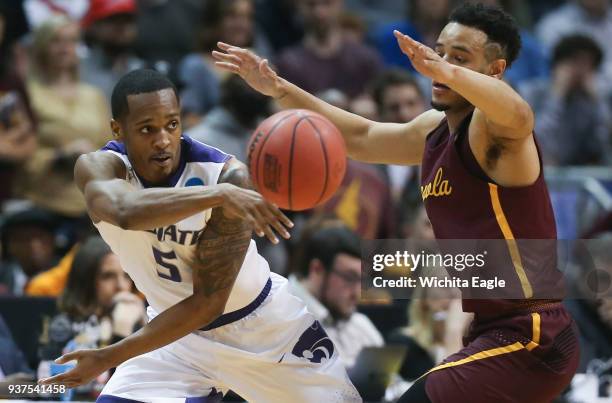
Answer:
[
  {"xmin": 322, "ymin": 253, "xmax": 361, "ymax": 320},
  {"xmin": 118, "ymin": 89, "xmax": 182, "ymax": 185},
  {"xmin": 96, "ymin": 253, "xmax": 133, "ymax": 309},
  {"xmin": 431, "ymin": 22, "xmax": 495, "ymax": 112}
]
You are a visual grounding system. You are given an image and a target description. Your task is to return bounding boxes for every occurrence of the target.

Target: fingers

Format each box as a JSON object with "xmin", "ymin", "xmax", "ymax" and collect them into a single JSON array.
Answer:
[
  {"xmin": 212, "ymin": 50, "xmax": 243, "ymax": 65},
  {"xmin": 251, "ymin": 208, "xmax": 278, "ymax": 244},
  {"xmin": 214, "ymin": 61, "xmax": 241, "ymax": 74},
  {"xmin": 257, "ymin": 205, "xmax": 290, "ymax": 241},
  {"xmin": 272, "ymin": 206, "xmax": 294, "ymax": 230},
  {"xmin": 39, "ymin": 369, "xmax": 80, "ymax": 386},
  {"xmin": 54, "ymin": 351, "xmax": 80, "ymax": 364}
]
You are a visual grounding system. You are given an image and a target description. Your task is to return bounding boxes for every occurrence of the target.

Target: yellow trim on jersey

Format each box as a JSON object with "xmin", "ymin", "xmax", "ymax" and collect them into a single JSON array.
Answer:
[
  {"xmin": 416, "ymin": 342, "xmax": 525, "ymax": 381},
  {"xmin": 526, "ymin": 312, "xmax": 541, "ymax": 351},
  {"xmin": 415, "ymin": 313, "xmax": 543, "ymax": 380},
  {"xmin": 488, "ymin": 183, "xmax": 533, "ymax": 298}
]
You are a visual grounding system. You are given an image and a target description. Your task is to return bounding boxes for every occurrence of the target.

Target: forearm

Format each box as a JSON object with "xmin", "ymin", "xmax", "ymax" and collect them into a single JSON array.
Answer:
[
  {"xmin": 111, "ymin": 185, "xmax": 226, "ymax": 230},
  {"xmin": 101, "ymin": 294, "xmax": 223, "ymax": 367},
  {"xmin": 446, "ymin": 65, "xmax": 533, "ymax": 132},
  {"xmin": 275, "ymin": 79, "xmax": 372, "ymax": 158}
]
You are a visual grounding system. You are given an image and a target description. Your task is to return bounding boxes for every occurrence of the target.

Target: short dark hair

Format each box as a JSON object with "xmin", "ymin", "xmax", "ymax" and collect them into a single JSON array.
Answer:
[
  {"xmin": 448, "ymin": 2, "xmax": 522, "ymax": 68},
  {"xmin": 111, "ymin": 69, "xmax": 179, "ymax": 119},
  {"xmin": 551, "ymin": 34, "xmax": 603, "ymax": 69},
  {"xmin": 370, "ymin": 69, "xmax": 423, "ymax": 110},
  {"xmin": 294, "ymin": 221, "xmax": 361, "ymax": 278}
]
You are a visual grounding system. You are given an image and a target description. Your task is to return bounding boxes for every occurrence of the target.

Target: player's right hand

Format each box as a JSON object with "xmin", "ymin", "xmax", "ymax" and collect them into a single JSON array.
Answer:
[
  {"xmin": 212, "ymin": 42, "xmax": 287, "ymax": 100},
  {"xmin": 219, "ymin": 183, "xmax": 293, "ymax": 244}
]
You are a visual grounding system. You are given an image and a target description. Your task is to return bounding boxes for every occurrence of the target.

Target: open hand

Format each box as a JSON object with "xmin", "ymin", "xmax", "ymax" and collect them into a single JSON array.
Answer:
[
  {"xmin": 219, "ymin": 183, "xmax": 293, "ymax": 244},
  {"xmin": 38, "ymin": 348, "xmax": 114, "ymax": 389},
  {"xmin": 394, "ymin": 30, "xmax": 454, "ymax": 84},
  {"xmin": 212, "ymin": 42, "xmax": 286, "ymax": 99}
]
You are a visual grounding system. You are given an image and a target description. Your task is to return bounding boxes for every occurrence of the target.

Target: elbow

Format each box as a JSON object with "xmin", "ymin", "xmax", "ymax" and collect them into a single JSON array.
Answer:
[
  {"xmin": 514, "ymin": 101, "xmax": 535, "ymax": 136},
  {"xmin": 115, "ymin": 198, "xmax": 135, "ymax": 230}
]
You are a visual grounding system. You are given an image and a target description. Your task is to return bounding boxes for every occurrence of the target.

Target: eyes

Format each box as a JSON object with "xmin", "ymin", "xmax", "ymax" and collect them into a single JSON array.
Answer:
[
  {"xmin": 435, "ymin": 49, "xmax": 468, "ymax": 64},
  {"xmin": 139, "ymin": 120, "xmax": 180, "ymax": 134}
]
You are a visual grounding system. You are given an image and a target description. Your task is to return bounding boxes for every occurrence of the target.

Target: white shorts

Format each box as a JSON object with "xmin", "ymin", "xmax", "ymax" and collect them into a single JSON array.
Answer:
[{"xmin": 99, "ymin": 273, "xmax": 361, "ymax": 403}]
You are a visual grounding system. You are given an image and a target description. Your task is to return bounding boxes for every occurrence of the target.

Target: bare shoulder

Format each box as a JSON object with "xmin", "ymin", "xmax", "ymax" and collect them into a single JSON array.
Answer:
[
  {"xmin": 411, "ymin": 109, "xmax": 446, "ymax": 134},
  {"xmin": 74, "ymin": 151, "xmax": 126, "ymax": 191},
  {"xmin": 218, "ymin": 157, "xmax": 252, "ymax": 189}
]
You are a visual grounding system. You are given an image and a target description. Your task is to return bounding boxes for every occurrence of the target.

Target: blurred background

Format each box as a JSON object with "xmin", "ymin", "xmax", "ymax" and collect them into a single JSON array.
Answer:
[{"xmin": 0, "ymin": 0, "xmax": 610, "ymax": 401}]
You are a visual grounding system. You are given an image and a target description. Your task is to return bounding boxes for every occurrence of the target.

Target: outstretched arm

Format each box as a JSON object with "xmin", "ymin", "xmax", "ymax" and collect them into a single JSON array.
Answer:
[
  {"xmin": 213, "ymin": 42, "xmax": 443, "ymax": 166},
  {"xmin": 40, "ymin": 161, "xmax": 258, "ymax": 388},
  {"xmin": 393, "ymin": 31, "xmax": 534, "ymax": 139},
  {"xmin": 76, "ymin": 151, "xmax": 291, "ymax": 242}
]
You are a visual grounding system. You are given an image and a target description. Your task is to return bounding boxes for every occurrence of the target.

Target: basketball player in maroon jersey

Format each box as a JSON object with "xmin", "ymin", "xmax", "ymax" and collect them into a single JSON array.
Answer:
[{"xmin": 215, "ymin": 3, "xmax": 580, "ymax": 402}]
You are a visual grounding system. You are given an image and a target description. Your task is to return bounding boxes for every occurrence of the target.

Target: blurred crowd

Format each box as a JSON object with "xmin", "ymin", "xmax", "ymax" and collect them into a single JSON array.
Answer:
[{"xmin": 0, "ymin": 0, "xmax": 611, "ymax": 401}]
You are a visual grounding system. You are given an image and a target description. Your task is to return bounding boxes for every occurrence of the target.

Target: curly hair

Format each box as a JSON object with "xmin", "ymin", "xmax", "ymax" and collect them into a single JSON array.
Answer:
[{"xmin": 448, "ymin": 2, "xmax": 522, "ymax": 68}]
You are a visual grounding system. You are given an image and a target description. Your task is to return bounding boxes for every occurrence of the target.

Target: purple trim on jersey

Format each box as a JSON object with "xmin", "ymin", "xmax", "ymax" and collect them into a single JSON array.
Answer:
[
  {"xmin": 97, "ymin": 389, "xmax": 223, "ymax": 403},
  {"xmin": 97, "ymin": 395, "xmax": 141, "ymax": 403},
  {"xmin": 200, "ymin": 277, "xmax": 272, "ymax": 331},
  {"xmin": 101, "ymin": 140, "xmax": 126, "ymax": 154},
  {"xmin": 183, "ymin": 135, "xmax": 231, "ymax": 164},
  {"xmin": 98, "ymin": 136, "xmax": 230, "ymax": 188}
]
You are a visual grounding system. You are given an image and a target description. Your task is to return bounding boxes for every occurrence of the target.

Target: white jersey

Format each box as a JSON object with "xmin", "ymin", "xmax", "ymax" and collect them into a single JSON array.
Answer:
[{"xmin": 94, "ymin": 136, "xmax": 270, "ymax": 316}]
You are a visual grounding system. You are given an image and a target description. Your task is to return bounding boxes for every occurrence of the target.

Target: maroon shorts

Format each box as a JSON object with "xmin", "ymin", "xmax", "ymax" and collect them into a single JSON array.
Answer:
[{"xmin": 424, "ymin": 304, "xmax": 580, "ymax": 403}]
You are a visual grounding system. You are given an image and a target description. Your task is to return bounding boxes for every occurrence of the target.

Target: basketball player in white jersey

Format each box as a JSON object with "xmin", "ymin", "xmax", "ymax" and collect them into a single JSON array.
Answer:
[{"xmin": 40, "ymin": 69, "xmax": 360, "ymax": 403}]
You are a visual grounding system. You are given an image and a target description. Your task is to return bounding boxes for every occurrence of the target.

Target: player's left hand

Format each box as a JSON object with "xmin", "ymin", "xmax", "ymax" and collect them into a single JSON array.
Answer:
[
  {"xmin": 394, "ymin": 30, "xmax": 454, "ymax": 84},
  {"xmin": 38, "ymin": 348, "xmax": 113, "ymax": 388}
]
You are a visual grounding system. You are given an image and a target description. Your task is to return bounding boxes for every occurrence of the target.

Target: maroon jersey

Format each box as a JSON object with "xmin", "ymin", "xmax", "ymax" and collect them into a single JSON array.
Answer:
[{"xmin": 421, "ymin": 110, "xmax": 561, "ymax": 315}]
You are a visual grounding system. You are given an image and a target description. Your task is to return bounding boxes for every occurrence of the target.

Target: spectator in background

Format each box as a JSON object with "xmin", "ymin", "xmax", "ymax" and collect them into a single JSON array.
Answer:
[
  {"xmin": 179, "ymin": 0, "xmax": 271, "ymax": 127},
  {"xmin": 25, "ymin": 244, "xmax": 78, "ymax": 297},
  {"xmin": 314, "ymin": 160, "xmax": 397, "ymax": 239},
  {"xmin": 0, "ymin": 314, "xmax": 33, "ymax": 384},
  {"xmin": 0, "ymin": 4, "xmax": 37, "ymax": 207},
  {"xmin": 371, "ymin": 0, "xmax": 454, "ymax": 70},
  {"xmin": 391, "ymin": 282, "xmax": 470, "ymax": 380},
  {"xmin": 564, "ymin": 233, "xmax": 612, "ymax": 372},
  {"xmin": 134, "ymin": 0, "xmax": 202, "ymax": 79},
  {"xmin": 38, "ymin": 236, "xmax": 144, "ymax": 397},
  {"xmin": 288, "ymin": 220, "xmax": 384, "ymax": 368},
  {"xmin": 23, "ymin": 0, "xmax": 89, "ymax": 29},
  {"xmin": 15, "ymin": 17, "xmax": 110, "ymax": 227},
  {"xmin": 187, "ymin": 75, "xmax": 271, "ymax": 163},
  {"xmin": 519, "ymin": 35, "xmax": 612, "ymax": 166},
  {"xmin": 255, "ymin": 0, "xmax": 303, "ymax": 53},
  {"xmin": 80, "ymin": 0, "xmax": 145, "ymax": 101},
  {"xmin": 344, "ymin": 0, "xmax": 408, "ymax": 29},
  {"xmin": 536, "ymin": 0, "xmax": 612, "ymax": 83},
  {"xmin": 0, "ymin": 208, "xmax": 59, "ymax": 296},
  {"xmin": 275, "ymin": 0, "xmax": 382, "ymax": 98},
  {"xmin": 373, "ymin": 0, "xmax": 548, "ymax": 89},
  {"xmin": 370, "ymin": 69, "xmax": 426, "ymax": 208}
]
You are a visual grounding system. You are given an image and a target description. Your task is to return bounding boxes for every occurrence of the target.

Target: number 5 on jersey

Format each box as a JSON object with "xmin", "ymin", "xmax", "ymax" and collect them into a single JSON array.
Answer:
[{"xmin": 152, "ymin": 246, "xmax": 182, "ymax": 282}]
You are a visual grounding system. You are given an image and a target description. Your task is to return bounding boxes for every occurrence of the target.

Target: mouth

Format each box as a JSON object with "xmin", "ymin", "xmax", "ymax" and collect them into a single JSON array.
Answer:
[
  {"xmin": 150, "ymin": 154, "xmax": 173, "ymax": 167},
  {"xmin": 432, "ymin": 82, "xmax": 450, "ymax": 92}
]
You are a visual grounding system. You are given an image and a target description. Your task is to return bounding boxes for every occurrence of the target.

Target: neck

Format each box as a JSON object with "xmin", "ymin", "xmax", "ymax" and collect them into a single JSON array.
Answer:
[
  {"xmin": 45, "ymin": 69, "xmax": 75, "ymax": 85},
  {"xmin": 304, "ymin": 27, "xmax": 342, "ymax": 57},
  {"xmin": 444, "ymin": 106, "xmax": 474, "ymax": 134}
]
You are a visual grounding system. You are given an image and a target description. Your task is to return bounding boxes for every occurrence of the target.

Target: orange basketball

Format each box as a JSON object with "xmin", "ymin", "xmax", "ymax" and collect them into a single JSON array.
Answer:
[{"xmin": 246, "ymin": 109, "xmax": 347, "ymax": 211}]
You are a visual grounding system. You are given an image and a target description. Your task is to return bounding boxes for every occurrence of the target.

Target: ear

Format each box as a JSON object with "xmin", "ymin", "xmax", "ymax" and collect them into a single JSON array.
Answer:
[
  {"xmin": 110, "ymin": 119, "xmax": 123, "ymax": 141},
  {"xmin": 490, "ymin": 59, "xmax": 507, "ymax": 79}
]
